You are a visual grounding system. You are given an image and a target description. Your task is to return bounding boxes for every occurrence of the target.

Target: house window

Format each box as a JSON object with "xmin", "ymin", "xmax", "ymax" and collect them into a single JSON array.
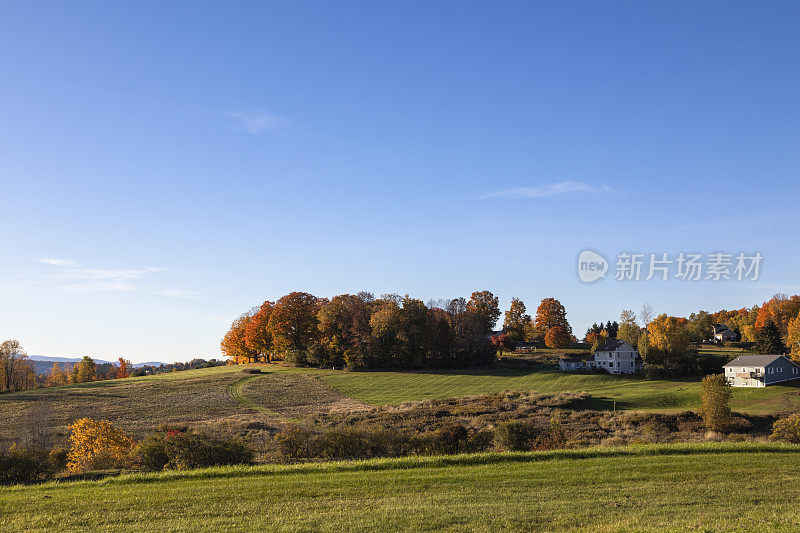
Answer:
[
  {"xmin": 794, "ymin": 368, "xmax": 798, "ymax": 375},
  {"xmin": 769, "ymin": 368, "xmax": 774, "ymax": 374},
  {"xmin": 778, "ymin": 367, "xmax": 783, "ymax": 373}
]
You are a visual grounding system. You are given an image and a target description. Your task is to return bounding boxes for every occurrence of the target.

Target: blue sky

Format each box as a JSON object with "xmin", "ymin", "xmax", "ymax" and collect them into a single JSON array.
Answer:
[{"xmin": 1, "ymin": 2, "xmax": 799, "ymax": 362}]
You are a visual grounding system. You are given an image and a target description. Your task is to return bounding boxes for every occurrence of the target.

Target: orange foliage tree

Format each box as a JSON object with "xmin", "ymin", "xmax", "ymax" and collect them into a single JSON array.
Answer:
[
  {"xmin": 221, "ymin": 312, "xmax": 259, "ymax": 364},
  {"xmin": 646, "ymin": 314, "xmax": 690, "ymax": 358},
  {"xmin": 67, "ymin": 418, "xmax": 134, "ymax": 473},
  {"xmin": 545, "ymin": 325, "xmax": 571, "ymax": 349},
  {"xmin": 755, "ymin": 295, "xmax": 800, "ymax": 337},
  {"xmin": 267, "ymin": 292, "xmax": 320, "ymax": 356},
  {"xmin": 244, "ymin": 301, "xmax": 275, "ymax": 362},
  {"xmin": 535, "ymin": 298, "xmax": 573, "ymax": 340},
  {"xmin": 116, "ymin": 357, "xmax": 131, "ymax": 379}
]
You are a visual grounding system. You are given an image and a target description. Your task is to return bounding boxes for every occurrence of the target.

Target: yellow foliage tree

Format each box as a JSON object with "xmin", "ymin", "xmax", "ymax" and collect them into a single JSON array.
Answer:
[
  {"xmin": 772, "ymin": 412, "xmax": 800, "ymax": 443},
  {"xmin": 67, "ymin": 418, "xmax": 134, "ymax": 473},
  {"xmin": 787, "ymin": 312, "xmax": 800, "ymax": 362}
]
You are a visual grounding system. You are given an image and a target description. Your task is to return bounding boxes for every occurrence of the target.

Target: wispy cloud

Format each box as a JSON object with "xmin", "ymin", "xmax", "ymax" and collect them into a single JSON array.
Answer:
[
  {"xmin": 37, "ymin": 258, "xmax": 78, "ymax": 267},
  {"xmin": 35, "ymin": 259, "xmax": 200, "ymax": 298},
  {"xmin": 226, "ymin": 109, "xmax": 288, "ymax": 133},
  {"xmin": 478, "ymin": 181, "xmax": 612, "ymax": 200}
]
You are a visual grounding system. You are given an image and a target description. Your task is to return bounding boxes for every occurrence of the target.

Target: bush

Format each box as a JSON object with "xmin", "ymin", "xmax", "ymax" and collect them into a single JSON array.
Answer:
[
  {"xmin": 699, "ymin": 374, "xmax": 733, "ymax": 432},
  {"xmin": 0, "ymin": 447, "xmax": 56, "ymax": 485},
  {"xmin": 131, "ymin": 428, "xmax": 254, "ymax": 471},
  {"xmin": 67, "ymin": 418, "xmax": 134, "ymax": 473},
  {"xmin": 771, "ymin": 413, "xmax": 800, "ymax": 443},
  {"xmin": 494, "ymin": 420, "xmax": 540, "ymax": 451},
  {"xmin": 276, "ymin": 424, "xmax": 493, "ymax": 460}
]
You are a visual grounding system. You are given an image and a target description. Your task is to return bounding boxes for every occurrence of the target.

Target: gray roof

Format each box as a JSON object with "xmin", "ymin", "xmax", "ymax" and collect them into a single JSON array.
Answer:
[
  {"xmin": 596, "ymin": 338, "xmax": 629, "ymax": 352},
  {"xmin": 724, "ymin": 354, "xmax": 792, "ymax": 367}
]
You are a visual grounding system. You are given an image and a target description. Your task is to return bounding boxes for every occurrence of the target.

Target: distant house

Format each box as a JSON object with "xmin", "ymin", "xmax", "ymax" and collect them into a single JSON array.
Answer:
[
  {"xmin": 593, "ymin": 339, "xmax": 641, "ymax": 375},
  {"xmin": 723, "ymin": 354, "xmax": 800, "ymax": 387},
  {"xmin": 713, "ymin": 324, "xmax": 737, "ymax": 343},
  {"xmin": 558, "ymin": 357, "xmax": 585, "ymax": 371}
]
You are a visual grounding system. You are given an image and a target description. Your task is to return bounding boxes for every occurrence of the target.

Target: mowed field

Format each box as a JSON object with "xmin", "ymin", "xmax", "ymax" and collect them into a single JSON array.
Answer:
[
  {"xmin": 3, "ymin": 363, "xmax": 800, "ymax": 446},
  {"xmin": 2, "ymin": 443, "xmax": 800, "ymax": 532},
  {"xmin": 314, "ymin": 366, "xmax": 800, "ymax": 414}
]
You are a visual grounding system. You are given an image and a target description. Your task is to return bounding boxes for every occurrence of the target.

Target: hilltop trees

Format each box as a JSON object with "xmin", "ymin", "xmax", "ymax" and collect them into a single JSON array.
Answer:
[
  {"xmin": 223, "ymin": 290, "xmax": 495, "ymax": 370},
  {"xmin": 245, "ymin": 301, "xmax": 275, "ymax": 362},
  {"xmin": 268, "ymin": 292, "xmax": 321, "ymax": 363},
  {"xmin": 220, "ymin": 312, "xmax": 259, "ymax": 364}
]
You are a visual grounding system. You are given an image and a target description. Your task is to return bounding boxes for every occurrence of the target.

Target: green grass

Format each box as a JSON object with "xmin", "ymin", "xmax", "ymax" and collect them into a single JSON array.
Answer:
[
  {"xmin": 3, "ymin": 442, "xmax": 800, "ymax": 531},
  {"xmin": 313, "ymin": 366, "xmax": 800, "ymax": 413}
]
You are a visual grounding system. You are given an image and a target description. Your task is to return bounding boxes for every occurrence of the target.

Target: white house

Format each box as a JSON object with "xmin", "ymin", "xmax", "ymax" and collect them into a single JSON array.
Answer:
[
  {"xmin": 713, "ymin": 324, "xmax": 737, "ymax": 343},
  {"xmin": 592, "ymin": 339, "xmax": 641, "ymax": 375},
  {"xmin": 558, "ymin": 339, "xmax": 641, "ymax": 374},
  {"xmin": 723, "ymin": 354, "xmax": 800, "ymax": 387}
]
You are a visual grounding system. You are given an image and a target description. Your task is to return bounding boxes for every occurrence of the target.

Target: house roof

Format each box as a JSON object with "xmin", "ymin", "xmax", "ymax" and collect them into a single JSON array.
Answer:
[
  {"xmin": 724, "ymin": 354, "xmax": 792, "ymax": 367},
  {"xmin": 595, "ymin": 338, "xmax": 629, "ymax": 352}
]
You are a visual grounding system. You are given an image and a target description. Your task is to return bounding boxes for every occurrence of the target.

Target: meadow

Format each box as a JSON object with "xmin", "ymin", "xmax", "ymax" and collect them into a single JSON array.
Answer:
[
  {"xmin": 2, "ymin": 442, "xmax": 800, "ymax": 532},
  {"xmin": 3, "ymin": 362, "xmax": 799, "ymax": 448}
]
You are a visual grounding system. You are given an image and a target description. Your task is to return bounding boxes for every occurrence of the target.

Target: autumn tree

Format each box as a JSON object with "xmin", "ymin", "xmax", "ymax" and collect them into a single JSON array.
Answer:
[
  {"xmin": 545, "ymin": 325, "xmax": 571, "ymax": 349},
  {"xmin": 467, "ymin": 291, "xmax": 501, "ymax": 333},
  {"xmin": 647, "ymin": 314, "xmax": 690, "ymax": 358},
  {"xmin": 699, "ymin": 374, "xmax": 732, "ymax": 432},
  {"xmin": 268, "ymin": 292, "xmax": 321, "ymax": 362},
  {"xmin": 755, "ymin": 294, "xmax": 800, "ymax": 338},
  {"xmin": 502, "ymin": 298, "xmax": 531, "ymax": 342},
  {"xmin": 617, "ymin": 309, "xmax": 641, "ymax": 348},
  {"xmin": 587, "ymin": 329, "xmax": 608, "ymax": 352},
  {"xmin": 72, "ymin": 356, "xmax": 97, "ymax": 384},
  {"xmin": 535, "ymin": 298, "xmax": 572, "ymax": 340},
  {"xmin": 221, "ymin": 311, "xmax": 259, "ymax": 364},
  {"xmin": 47, "ymin": 363, "xmax": 69, "ymax": 387},
  {"xmin": 491, "ymin": 333, "xmax": 514, "ymax": 356},
  {"xmin": 245, "ymin": 301, "xmax": 275, "ymax": 362},
  {"xmin": 67, "ymin": 418, "xmax": 133, "ymax": 473},
  {"xmin": 686, "ymin": 311, "xmax": 713, "ymax": 344},
  {"xmin": 116, "ymin": 357, "xmax": 131, "ymax": 379},
  {"xmin": 788, "ymin": 312, "xmax": 800, "ymax": 362},
  {"xmin": 0, "ymin": 340, "xmax": 35, "ymax": 392}
]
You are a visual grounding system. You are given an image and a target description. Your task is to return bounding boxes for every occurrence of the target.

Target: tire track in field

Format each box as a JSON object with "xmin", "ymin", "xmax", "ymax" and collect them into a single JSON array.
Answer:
[{"xmin": 227, "ymin": 374, "xmax": 282, "ymax": 416}]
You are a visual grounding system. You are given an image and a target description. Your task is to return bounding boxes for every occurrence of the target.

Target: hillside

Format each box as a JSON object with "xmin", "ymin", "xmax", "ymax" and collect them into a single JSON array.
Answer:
[
  {"xmin": 3, "ymin": 363, "xmax": 800, "ymax": 448},
  {"xmin": 3, "ymin": 443, "xmax": 800, "ymax": 532}
]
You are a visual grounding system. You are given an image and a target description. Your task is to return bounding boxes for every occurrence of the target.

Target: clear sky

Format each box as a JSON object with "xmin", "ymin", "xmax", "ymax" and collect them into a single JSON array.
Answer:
[{"xmin": 1, "ymin": 2, "xmax": 799, "ymax": 362}]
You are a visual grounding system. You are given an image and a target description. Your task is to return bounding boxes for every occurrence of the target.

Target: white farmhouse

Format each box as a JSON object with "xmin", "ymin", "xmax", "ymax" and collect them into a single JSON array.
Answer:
[
  {"xmin": 593, "ymin": 339, "xmax": 641, "ymax": 375},
  {"xmin": 723, "ymin": 354, "xmax": 800, "ymax": 387}
]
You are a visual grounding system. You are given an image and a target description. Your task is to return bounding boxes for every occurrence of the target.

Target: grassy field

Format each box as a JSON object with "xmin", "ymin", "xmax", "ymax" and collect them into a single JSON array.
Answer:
[
  {"xmin": 3, "ymin": 363, "xmax": 800, "ymax": 447},
  {"xmin": 2, "ymin": 442, "xmax": 800, "ymax": 532},
  {"xmin": 314, "ymin": 366, "xmax": 800, "ymax": 413}
]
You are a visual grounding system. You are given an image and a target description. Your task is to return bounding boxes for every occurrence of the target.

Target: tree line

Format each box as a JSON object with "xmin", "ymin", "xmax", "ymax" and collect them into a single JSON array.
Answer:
[{"xmin": 221, "ymin": 291, "xmax": 575, "ymax": 369}]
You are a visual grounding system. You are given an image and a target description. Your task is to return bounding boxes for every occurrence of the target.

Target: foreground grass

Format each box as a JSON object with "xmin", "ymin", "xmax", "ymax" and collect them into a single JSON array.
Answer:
[
  {"xmin": 2, "ymin": 443, "xmax": 800, "ymax": 532},
  {"xmin": 314, "ymin": 366, "xmax": 800, "ymax": 413}
]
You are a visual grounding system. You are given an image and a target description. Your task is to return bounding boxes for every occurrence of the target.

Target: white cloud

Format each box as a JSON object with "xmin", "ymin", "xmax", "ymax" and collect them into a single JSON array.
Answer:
[
  {"xmin": 479, "ymin": 181, "xmax": 611, "ymax": 199},
  {"xmin": 36, "ymin": 260, "xmax": 172, "ymax": 294},
  {"xmin": 226, "ymin": 109, "xmax": 288, "ymax": 133},
  {"xmin": 37, "ymin": 258, "xmax": 78, "ymax": 267}
]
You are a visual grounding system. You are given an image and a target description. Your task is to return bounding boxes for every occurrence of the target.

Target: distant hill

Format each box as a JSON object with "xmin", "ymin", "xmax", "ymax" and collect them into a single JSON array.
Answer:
[{"xmin": 28, "ymin": 356, "xmax": 167, "ymax": 375}]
